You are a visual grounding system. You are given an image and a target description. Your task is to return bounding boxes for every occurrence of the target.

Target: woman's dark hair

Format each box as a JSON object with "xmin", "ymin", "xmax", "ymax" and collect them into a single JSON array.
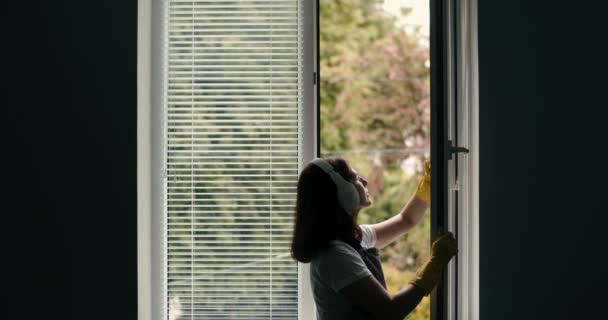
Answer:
[{"xmin": 291, "ymin": 157, "xmax": 362, "ymax": 263}]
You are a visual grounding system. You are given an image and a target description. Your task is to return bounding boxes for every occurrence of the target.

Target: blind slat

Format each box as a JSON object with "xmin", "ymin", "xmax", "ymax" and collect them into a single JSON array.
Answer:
[
  {"xmin": 165, "ymin": 108, "xmax": 297, "ymax": 111},
  {"xmin": 170, "ymin": 0, "xmax": 298, "ymax": 3},
  {"xmin": 170, "ymin": 11, "xmax": 296, "ymax": 15},
  {"xmin": 167, "ymin": 215, "xmax": 294, "ymax": 218}
]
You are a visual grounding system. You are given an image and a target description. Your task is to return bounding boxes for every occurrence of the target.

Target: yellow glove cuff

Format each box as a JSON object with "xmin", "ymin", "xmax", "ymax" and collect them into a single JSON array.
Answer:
[{"xmin": 409, "ymin": 258, "xmax": 442, "ymax": 296}]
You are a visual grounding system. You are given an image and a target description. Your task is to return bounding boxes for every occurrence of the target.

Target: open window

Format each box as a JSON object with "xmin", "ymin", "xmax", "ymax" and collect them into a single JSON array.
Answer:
[
  {"xmin": 317, "ymin": 0, "xmax": 478, "ymax": 319},
  {"xmin": 138, "ymin": 0, "xmax": 477, "ymax": 319}
]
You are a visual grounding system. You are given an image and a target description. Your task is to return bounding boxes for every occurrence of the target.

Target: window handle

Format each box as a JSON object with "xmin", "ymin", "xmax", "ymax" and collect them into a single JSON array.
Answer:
[{"xmin": 447, "ymin": 140, "xmax": 469, "ymax": 160}]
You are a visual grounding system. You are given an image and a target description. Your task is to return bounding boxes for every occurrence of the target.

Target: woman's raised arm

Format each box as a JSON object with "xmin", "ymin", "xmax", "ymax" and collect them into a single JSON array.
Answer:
[
  {"xmin": 371, "ymin": 193, "xmax": 428, "ymax": 249},
  {"xmin": 372, "ymin": 159, "xmax": 431, "ymax": 248}
]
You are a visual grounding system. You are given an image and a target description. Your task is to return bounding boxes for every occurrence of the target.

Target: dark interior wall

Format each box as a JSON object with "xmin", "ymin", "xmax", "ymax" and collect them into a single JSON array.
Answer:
[
  {"xmin": 7, "ymin": 1, "xmax": 606, "ymax": 319},
  {"xmin": 478, "ymin": 1, "xmax": 607, "ymax": 319},
  {"xmin": 7, "ymin": 1, "xmax": 138, "ymax": 319}
]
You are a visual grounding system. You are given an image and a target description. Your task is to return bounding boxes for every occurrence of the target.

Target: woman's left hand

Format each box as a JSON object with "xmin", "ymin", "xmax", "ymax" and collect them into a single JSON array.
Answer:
[{"xmin": 415, "ymin": 159, "xmax": 431, "ymax": 204}]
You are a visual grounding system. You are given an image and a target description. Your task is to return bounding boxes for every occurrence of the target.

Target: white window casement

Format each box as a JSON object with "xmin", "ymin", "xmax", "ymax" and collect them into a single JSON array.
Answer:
[
  {"xmin": 138, "ymin": 0, "xmax": 316, "ymax": 319},
  {"xmin": 431, "ymin": 0, "xmax": 479, "ymax": 319},
  {"xmin": 138, "ymin": 0, "xmax": 477, "ymax": 320},
  {"xmin": 451, "ymin": 0, "xmax": 480, "ymax": 318}
]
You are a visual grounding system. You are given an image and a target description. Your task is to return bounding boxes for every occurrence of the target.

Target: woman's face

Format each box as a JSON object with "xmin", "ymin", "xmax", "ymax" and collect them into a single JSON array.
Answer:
[{"xmin": 350, "ymin": 168, "xmax": 372, "ymax": 209}]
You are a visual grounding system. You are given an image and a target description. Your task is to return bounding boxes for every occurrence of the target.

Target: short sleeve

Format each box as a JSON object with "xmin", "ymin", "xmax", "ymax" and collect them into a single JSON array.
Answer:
[
  {"xmin": 359, "ymin": 224, "xmax": 377, "ymax": 248},
  {"xmin": 315, "ymin": 241, "xmax": 372, "ymax": 292}
]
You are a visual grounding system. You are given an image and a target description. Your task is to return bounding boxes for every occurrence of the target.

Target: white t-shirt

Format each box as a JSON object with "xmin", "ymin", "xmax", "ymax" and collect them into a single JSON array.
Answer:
[{"xmin": 310, "ymin": 224, "xmax": 378, "ymax": 320}]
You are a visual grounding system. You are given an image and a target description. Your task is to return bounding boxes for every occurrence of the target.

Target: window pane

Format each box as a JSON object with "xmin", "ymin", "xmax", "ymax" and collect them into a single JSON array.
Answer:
[
  {"xmin": 320, "ymin": 1, "xmax": 431, "ymax": 318},
  {"xmin": 163, "ymin": 1, "xmax": 302, "ymax": 319}
]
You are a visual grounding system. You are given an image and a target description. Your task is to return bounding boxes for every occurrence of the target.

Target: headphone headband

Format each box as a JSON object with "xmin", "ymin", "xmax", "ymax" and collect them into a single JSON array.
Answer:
[{"xmin": 310, "ymin": 158, "xmax": 335, "ymax": 174}]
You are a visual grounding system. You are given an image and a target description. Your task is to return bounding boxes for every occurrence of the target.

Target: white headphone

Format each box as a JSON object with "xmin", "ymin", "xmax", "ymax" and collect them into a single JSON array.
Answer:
[{"xmin": 309, "ymin": 158, "xmax": 360, "ymax": 214}]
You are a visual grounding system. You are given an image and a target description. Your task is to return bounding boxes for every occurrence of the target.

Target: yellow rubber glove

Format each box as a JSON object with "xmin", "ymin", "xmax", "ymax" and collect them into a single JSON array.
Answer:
[
  {"xmin": 409, "ymin": 230, "xmax": 458, "ymax": 295},
  {"xmin": 415, "ymin": 159, "xmax": 431, "ymax": 204}
]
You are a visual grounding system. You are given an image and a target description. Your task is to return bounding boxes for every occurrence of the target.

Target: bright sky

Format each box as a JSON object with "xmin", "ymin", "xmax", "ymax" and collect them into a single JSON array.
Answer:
[{"xmin": 382, "ymin": 0, "xmax": 430, "ymax": 37}]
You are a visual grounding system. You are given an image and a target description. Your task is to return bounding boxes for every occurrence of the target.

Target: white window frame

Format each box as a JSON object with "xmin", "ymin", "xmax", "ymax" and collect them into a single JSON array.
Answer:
[
  {"xmin": 137, "ymin": 0, "xmax": 317, "ymax": 319},
  {"xmin": 445, "ymin": 0, "xmax": 479, "ymax": 319},
  {"xmin": 138, "ymin": 0, "xmax": 476, "ymax": 319}
]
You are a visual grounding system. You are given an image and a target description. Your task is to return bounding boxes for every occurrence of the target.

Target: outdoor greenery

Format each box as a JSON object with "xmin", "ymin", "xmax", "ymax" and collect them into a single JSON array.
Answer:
[{"xmin": 320, "ymin": 1, "xmax": 431, "ymax": 318}]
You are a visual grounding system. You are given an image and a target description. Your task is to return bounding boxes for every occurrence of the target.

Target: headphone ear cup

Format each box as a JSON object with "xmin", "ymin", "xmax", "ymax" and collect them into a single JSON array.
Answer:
[{"xmin": 334, "ymin": 177, "xmax": 360, "ymax": 213}]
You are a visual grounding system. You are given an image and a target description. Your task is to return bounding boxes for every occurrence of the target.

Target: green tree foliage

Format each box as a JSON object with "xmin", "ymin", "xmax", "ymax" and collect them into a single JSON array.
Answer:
[
  {"xmin": 320, "ymin": 0, "xmax": 430, "ymax": 164},
  {"xmin": 320, "ymin": 1, "xmax": 431, "ymax": 319}
]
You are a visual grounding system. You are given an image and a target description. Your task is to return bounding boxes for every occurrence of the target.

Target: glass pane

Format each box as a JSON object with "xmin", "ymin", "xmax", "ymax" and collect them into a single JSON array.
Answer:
[
  {"xmin": 320, "ymin": 0, "xmax": 431, "ymax": 319},
  {"xmin": 164, "ymin": 1, "xmax": 302, "ymax": 319}
]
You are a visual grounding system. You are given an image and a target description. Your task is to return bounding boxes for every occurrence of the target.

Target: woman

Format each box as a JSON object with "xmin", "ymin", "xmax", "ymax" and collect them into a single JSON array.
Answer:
[{"xmin": 291, "ymin": 157, "xmax": 458, "ymax": 320}]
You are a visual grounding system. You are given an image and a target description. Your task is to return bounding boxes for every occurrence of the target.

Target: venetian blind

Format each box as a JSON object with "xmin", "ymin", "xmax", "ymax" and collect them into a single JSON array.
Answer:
[{"xmin": 163, "ymin": 1, "xmax": 302, "ymax": 319}]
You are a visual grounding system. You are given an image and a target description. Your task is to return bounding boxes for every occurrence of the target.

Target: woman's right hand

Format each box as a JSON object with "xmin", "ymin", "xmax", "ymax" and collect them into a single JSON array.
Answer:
[
  {"xmin": 430, "ymin": 230, "xmax": 458, "ymax": 265},
  {"xmin": 409, "ymin": 230, "xmax": 458, "ymax": 295}
]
